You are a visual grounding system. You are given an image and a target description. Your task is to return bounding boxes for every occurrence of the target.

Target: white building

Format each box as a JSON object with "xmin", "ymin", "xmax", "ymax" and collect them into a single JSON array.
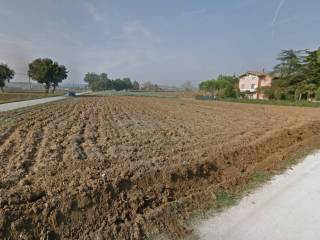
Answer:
[{"xmin": 239, "ymin": 71, "xmax": 273, "ymax": 100}]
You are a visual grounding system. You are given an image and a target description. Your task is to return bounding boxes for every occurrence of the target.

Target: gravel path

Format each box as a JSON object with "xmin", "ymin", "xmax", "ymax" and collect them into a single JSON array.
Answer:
[
  {"xmin": 0, "ymin": 92, "xmax": 90, "ymax": 112},
  {"xmin": 196, "ymin": 151, "xmax": 320, "ymax": 240},
  {"xmin": 0, "ymin": 96, "xmax": 67, "ymax": 112}
]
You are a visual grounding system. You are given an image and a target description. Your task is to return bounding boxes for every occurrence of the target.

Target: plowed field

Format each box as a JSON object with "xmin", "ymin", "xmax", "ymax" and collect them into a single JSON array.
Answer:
[{"xmin": 1, "ymin": 96, "xmax": 320, "ymax": 239}]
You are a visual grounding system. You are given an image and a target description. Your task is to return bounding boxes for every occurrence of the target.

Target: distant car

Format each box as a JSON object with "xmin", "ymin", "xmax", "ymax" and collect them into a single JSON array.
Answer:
[{"xmin": 68, "ymin": 91, "xmax": 76, "ymax": 97}]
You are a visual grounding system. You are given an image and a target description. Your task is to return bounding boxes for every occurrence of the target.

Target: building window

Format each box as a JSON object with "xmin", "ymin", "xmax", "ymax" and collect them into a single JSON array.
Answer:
[
  {"xmin": 251, "ymin": 84, "xmax": 255, "ymax": 89},
  {"xmin": 241, "ymin": 84, "xmax": 245, "ymax": 89}
]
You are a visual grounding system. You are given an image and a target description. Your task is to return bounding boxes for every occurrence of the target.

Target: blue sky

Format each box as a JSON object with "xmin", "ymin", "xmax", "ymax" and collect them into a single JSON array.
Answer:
[{"xmin": 0, "ymin": 0, "xmax": 319, "ymax": 86}]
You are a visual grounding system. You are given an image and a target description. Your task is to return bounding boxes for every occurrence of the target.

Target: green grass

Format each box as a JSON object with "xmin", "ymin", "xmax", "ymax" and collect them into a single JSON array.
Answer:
[
  {"xmin": 215, "ymin": 191, "xmax": 237, "ymax": 209},
  {"xmin": 89, "ymin": 90, "xmax": 178, "ymax": 98},
  {"xmin": 221, "ymin": 98, "xmax": 320, "ymax": 108},
  {"xmin": 214, "ymin": 171, "xmax": 271, "ymax": 210},
  {"xmin": 250, "ymin": 171, "xmax": 271, "ymax": 186}
]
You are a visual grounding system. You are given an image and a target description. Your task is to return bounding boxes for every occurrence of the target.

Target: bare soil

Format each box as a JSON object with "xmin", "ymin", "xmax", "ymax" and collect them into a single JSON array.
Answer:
[{"xmin": 1, "ymin": 96, "xmax": 320, "ymax": 239}]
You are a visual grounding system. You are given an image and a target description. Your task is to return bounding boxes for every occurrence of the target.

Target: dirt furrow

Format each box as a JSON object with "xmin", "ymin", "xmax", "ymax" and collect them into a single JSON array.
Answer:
[{"xmin": 1, "ymin": 96, "xmax": 320, "ymax": 240}]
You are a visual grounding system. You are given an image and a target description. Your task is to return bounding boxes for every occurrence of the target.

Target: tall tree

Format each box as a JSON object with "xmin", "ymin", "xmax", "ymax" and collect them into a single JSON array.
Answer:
[
  {"xmin": 272, "ymin": 49, "xmax": 307, "ymax": 100},
  {"xmin": 132, "ymin": 80, "xmax": 140, "ymax": 90},
  {"xmin": 0, "ymin": 64, "xmax": 15, "ymax": 92},
  {"xmin": 273, "ymin": 50, "xmax": 305, "ymax": 88},
  {"xmin": 199, "ymin": 75, "xmax": 238, "ymax": 98},
  {"xmin": 28, "ymin": 58, "xmax": 68, "ymax": 93},
  {"xmin": 122, "ymin": 78, "xmax": 133, "ymax": 90},
  {"xmin": 51, "ymin": 64, "xmax": 68, "ymax": 93},
  {"xmin": 84, "ymin": 73, "xmax": 137, "ymax": 91},
  {"xmin": 84, "ymin": 72, "xmax": 100, "ymax": 91},
  {"xmin": 303, "ymin": 49, "xmax": 320, "ymax": 86},
  {"xmin": 274, "ymin": 49, "xmax": 305, "ymax": 77}
]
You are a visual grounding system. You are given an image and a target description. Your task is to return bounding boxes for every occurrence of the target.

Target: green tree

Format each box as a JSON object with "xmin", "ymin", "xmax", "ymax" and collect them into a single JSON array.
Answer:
[
  {"xmin": 316, "ymin": 87, "xmax": 320, "ymax": 101},
  {"xmin": 274, "ymin": 49, "xmax": 305, "ymax": 79},
  {"xmin": 258, "ymin": 86, "xmax": 274, "ymax": 99},
  {"xmin": 28, "ymin": 58, "xmax": 68, "ymax": 93},
  {"xmin": 303, "ymin": 83, "xmax": 317, "ymax": 100},
  {"xmin": 302, "ymin": 49, "xmax": 320, "ymax": 86},
  {"xmin": 274, "ymin": 88, "xmax": 285, "ymax": 100},
  {"xmin": 0, "ymin": 64, "xmax": 15, "ymax": 92},
  {"xmin": 223, "ymin": 83, "xmax": 236, "ymax": 98},
  {"xmin": 112, "ymin": 78, "xmax": 126, "ymax": 91},
  {"xmin": 51, "ymin": 64, "xmax": 68, "ymax": 93},
  {"xmin": 84, "ymin": 72, "xmax": 100, "ymax": 91},
  {"xmin": 100, "ymin": 73, "xmax": 112, "ymax": 90},
  {"xmin": 84, "ymin": 73, "xmax": 136, "ymax": 91},
  {"xmin": 272, "ymin": 49, "xmax": 306, "ymax": 99},
  {"xmin": 122, "ymin": 78, "xmax": 133, "ymax": 90},
  {"xmin": 132, "ymin": 80, "xmax": 140, "ymax": 90},
  {"xmin": 217, "ymin": 74, "xmax": 239, "ymax": 87},
  {"xmin": 84, "ymin": 72, "xmax": 109, "ymax": 91},
  {"xmin": 198, "ymin": 75, "xmax": 238, "ymax": 98}
]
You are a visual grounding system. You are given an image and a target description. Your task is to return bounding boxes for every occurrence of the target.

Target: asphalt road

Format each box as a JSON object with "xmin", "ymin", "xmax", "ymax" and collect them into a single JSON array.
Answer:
[
  {"xmin": 196, "ymin": 151, "xmax": 320, "ymax": 240},
  {"xmin": 0, "ymin": 92, "xmax": 90, "ymax": 112}
]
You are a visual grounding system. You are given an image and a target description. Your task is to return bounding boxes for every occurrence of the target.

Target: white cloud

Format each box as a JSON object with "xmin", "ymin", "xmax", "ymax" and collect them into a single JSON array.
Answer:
[{"xmin": 271, "ymin": 0, "xmax": 287, "ymax": 38}]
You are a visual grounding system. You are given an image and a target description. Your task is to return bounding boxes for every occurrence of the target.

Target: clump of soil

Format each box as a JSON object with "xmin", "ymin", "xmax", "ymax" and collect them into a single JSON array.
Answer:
[{"xmin": 1, "ymin": 96, "xmax": 320, "ymax": 239}]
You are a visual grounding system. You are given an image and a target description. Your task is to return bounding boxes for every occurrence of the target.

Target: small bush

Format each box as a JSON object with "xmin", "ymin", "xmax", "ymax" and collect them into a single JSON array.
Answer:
[{"xmin": 274, "ymin": 88, "xmax": 285, "ymax": 100}]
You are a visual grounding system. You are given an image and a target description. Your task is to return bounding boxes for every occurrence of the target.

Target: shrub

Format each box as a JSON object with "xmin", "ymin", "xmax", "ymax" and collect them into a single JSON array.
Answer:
[{"xmin": 274, "ymin": 88, "xmax": 285, "ymax": 100}]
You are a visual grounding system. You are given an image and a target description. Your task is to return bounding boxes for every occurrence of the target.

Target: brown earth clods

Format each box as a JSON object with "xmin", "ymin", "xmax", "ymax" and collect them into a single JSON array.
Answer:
[{"xmin": 1, "ymin": 96, "xmax": 320, "ymax": 240}]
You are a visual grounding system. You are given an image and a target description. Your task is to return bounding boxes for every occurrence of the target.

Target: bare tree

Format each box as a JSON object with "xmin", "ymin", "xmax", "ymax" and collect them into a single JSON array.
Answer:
[{"xmin": 181, "ymin": 80, "xmax": 194, "ymax": 91}]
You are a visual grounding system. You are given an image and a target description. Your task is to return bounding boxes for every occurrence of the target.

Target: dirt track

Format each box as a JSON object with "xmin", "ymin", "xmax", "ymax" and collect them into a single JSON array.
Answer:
[{"xmin": 1, "ymin": 96, "xmax": 320, "ymax": 239}]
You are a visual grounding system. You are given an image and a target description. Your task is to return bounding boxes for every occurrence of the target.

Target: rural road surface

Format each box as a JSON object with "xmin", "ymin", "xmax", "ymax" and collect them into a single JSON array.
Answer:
[
  {"xmin": 196, "ymin": 151, "xmax": 320, "ymax": 240},
  {"xmin": 0, "ymin": 92, "xmax": 90, "ymax": 112}
]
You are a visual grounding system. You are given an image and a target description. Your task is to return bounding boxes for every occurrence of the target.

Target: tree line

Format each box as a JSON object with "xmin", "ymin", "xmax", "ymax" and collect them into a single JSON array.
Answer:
[
  {"xmin": 261, "ymin": 48, "xmax": 320, "ymax": 101},
  {"xmin": 84, "ymin": 72, "xmax": 163, "ymax": 92},
  {"xmin": 84, "ymin": 72, "xmax": 140, "ymax": 92},
  {"xmin": 0, "ymin": 58, "xmax": 68, "ymax": 93}
]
